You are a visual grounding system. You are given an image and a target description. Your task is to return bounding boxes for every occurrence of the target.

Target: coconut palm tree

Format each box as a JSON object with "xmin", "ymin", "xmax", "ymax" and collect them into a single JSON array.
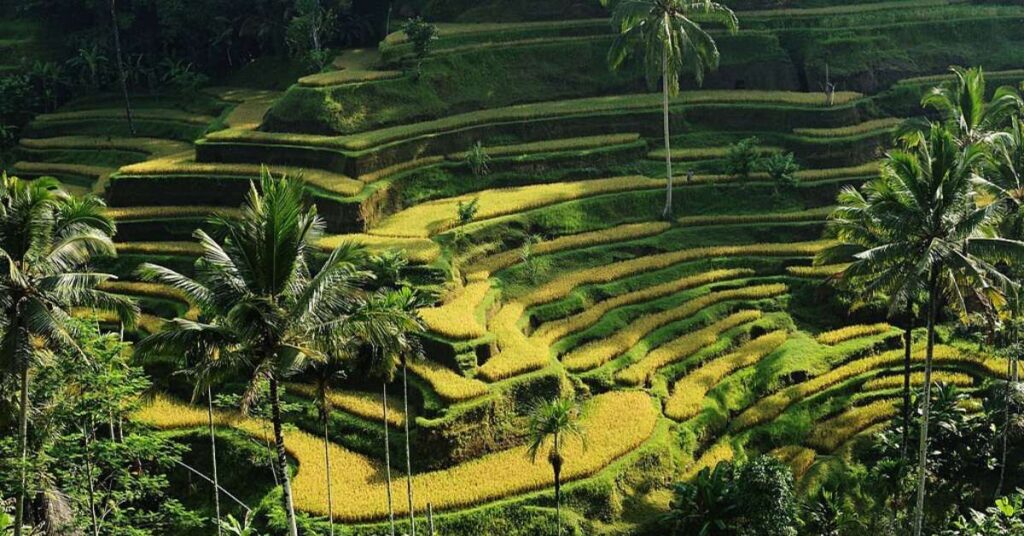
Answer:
[
  {"xmin": 527, "ymin": 397, "xmax": 586, "ymax": 536},
  {"xmin": 602, "ymin": 0, "xmax": 738, "ymax": 219},
  {"xmin": 134, "ymin": 167, "xmax": 393, "ymax": 536},
  {"xmin": 918, "ymin": 66, "xmax": 1021, "ymax": 147},
  {"xmin": 818, "ymin": 182, "xmax": 922, "ymax": 462},
  {"xmin": 308, "ymin": 355, "xmax": 346, "ymax": 536},
  {"xmin": 0, "ymin": 174, "xmax": 137, "ymax": 536},
  {"xmin": 824, "ymin": 125, "xmax": 1024, "ymax": 536},
  {"xmin": 977, "ymin": 116, "xmax": 1024, "ymax": 239}
]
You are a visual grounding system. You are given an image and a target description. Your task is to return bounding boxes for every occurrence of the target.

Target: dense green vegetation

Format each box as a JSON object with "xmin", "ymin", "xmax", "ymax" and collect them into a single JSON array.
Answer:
[{"xmin": 4, "ymin": 0, "xmax": 1024, "ymax": 535}]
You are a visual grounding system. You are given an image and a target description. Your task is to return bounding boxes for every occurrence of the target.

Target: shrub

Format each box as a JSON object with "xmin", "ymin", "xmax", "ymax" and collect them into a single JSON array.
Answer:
[
  {"xmin": 724, "ymin": 136, "xmax": 764, "ymax": 179},
  {"xmin": 403, "ymin": 17, "xmax": 439, "ymax": 66},
  {"xmin": 465, "ymin": 141, "xmax": 491, "ymax": 177},
  {"xmin": 457, "ymin": 197, "xmax": 480, "ymax": 226},
  {"xmin": 761, "ymin": 152, "xmax": 800, "ymax": 190}
]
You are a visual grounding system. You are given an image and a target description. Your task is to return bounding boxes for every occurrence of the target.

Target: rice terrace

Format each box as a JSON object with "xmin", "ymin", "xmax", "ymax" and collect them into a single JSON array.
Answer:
[{"xmin": 3, "ymin": 0, "xmax": 1024, "ymax": 534}]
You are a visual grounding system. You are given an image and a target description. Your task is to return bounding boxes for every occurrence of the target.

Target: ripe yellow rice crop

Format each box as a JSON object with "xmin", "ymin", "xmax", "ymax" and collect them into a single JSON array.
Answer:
[
  {"xmin": 477, "ymin": 302, "xmax": 550, "ymax": 381},
  {"xmin": 446, "ymin": 134, "xmax": 641, "ymax": 161},
  {"xmin": 315, "ymin": 234, "xmax": 441, "ymax": 264},
  {"xmin": 105, "ymin": 205, "xmax": 242, "ymax": 221},
  {"xmin": 19, "ymin": 136, "xmax": 190, "ymax": 156},
  {"xmin": 469, "ymin": 222, "xmax": 671, "ymax": 279},
  {"xmin": 120, "ymin": 155, "xmax": 365, "ymax": 197},
  {"xmin": 36, "ymin": 108, "xmax": 215, "ymax": 125},
  {"xmin": 616, "ymin": 310, "xmax": 763, "ymax": 386},
  {"xmin": 792, "ymin": 118, "xmax": 902, "ymax": 138},
  {"xmin": 684, "ymin": 161, "xmax": 881, "ymax": 186},
  {"xmin": 419, "ymin": 282, "xmax": 492, "ymax": 340},
  {"xmin": 816, "ymin": 323, "xmax": 892, "ymax": 345},
  {"xmin": 806, "ymin": 399, "xmax": 900, "ymax": 452},
  {"xmin": 676, "ymin": 207, "xmax": 833, "ymax": 227},
  {"xmin": 370, "ymin": 176, "xmax": 664, "ymax": 238},
  {"xmin": 298, "ymin": 68, "xmax": 403, "ymax": 87},
  {"xmin": 664, "ymin": 330, "xmax": 788, "ymax": 420},
  {"xmin": 115, "ymin": 241, "xmax": 204, "ymax": 256},
  {"xmin": 358, "ymin": 157, "xmax": 445, "ymax": 184},
  {"xmin": 97, "ymin": 281, "xmax": 188, "ymax": 303},
  {"xmin": 786, "ymin": 263, "xmax": 849, "ymax": 277},
  {"xmin": 15, "ymin": 161, "xmax": 112, "ymax": 179},
  {"xmin": 522, "ymin": 241, "xmax": 826, "ymax": 308},
  {"xmin": 287, "ymin": 384, "xmax": 406, "ymax": 427},
  {"xmin": 770, "ymin": 445, "xmax": 817, "ymax": 480},
  {"xmin": 563, "ymin": 285, "xmax": 786, "ymax": 372},
  {"xmin": 408, "ymin": 359, "xmax": 489, "ymax": 401},
  {"xmin": 683, "ymin": 440, "xmax": 735, "ymax": 480},
  {"xmin": 730, "ymin": 346, "xmax": 1006, "ymax": 431},
  {"xmin": 72, "ymin": 308, "xmax": 166, "ymax": 334},
  {"xmin": 862, "ymin": 371, "xmax": 974, "ymax": 391},
  {"xmin": 534, "ymin": 268, "xmax": 751, "ymax": 345},
  {"xmin": 138, "ymin": 390, "xmax": 657, "ymax": 521}
]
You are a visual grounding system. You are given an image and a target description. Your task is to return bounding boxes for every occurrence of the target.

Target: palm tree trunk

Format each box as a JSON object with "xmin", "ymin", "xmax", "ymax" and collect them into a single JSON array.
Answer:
[
  {"xmin": 912, "ymin": 270, "xmax": 939, "ymax": 536},
  {"xmin": 268, "ymin": 377, "xmax": 299, "ymax": 536},
  {"xmin": 208, "ymin": 387, "xmax": 223, "ymax": 536},
  {"xmin": 901, "ymin": 309, "xmax": 913, "ymax": 464},
  {"xmin": 996, "ymin": 312, "xmax": 1018, "ymax": 498},
  {"xmin": 403, "ymin": 362, "xmax": 416, "ymax": 536},
  {"xmin": 108, "ymin": 0, "xmax": 136, "ymax": 136},
  {"xmin": 323, "ymin": 411, "xmax": 335, "ymax": 536},
  {"xmin": 84, "ymin": 420, "xmax": 100, "ymax": 536},
  {"xmin": 14, "ymin": 363, "xmax": 28, "ymax": 536},
  {"xmin": 661, "ymin": 48, "xmax": 674, "ymax": 220},
  {"xmin": 553, "ymin": 433, "xmax": 562, "ymax": 536},
  {"xmin": 383, "ymin": 381, "xmax": 396, "ymax": 536}
]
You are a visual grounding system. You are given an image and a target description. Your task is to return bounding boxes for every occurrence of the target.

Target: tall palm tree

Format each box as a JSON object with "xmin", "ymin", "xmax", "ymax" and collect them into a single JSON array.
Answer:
[
  {"xmin": 0, "ymin": 174, "xmax": 137, "ymax": 536},
  {"xmin": 527, "ymin": 397, "xmax": 586, "ymax": 536},
  {"xmin": 308, "ymin": 355, "xmax": 346, "ymax": 536},
  {"xmin": 603, "ymin": 0, "xmax": 738, "ymax": 219},
  {"xmin": 367, "ymin": 338, "xmax": 399, "ymax": 535},
  {"xmin": 135, "ymin": 168, "xmax": 391, "ymax": 536},
  {"xmin": 818, "ymin": 183, "xmax": 921, "ymax": 462},
  {"xmin": 824, "ymin": 125, "xmax": 1024, "ymax": 535},
  {"xmin": 977, "ymin": 116, "xmax": 1024, "ymax": 239},
  {"xmin": 918, "ymin": 66, "xmax": 1021, "ymax": 147}
]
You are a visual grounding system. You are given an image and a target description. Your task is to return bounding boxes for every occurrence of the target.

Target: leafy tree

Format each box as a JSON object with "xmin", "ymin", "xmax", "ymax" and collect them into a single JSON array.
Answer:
[
  {"xmin": 0, "ymin": 174, "xmax": 136, "ymax": 536},
  {"xmin": 527, "ymin": 397, "xmax": 586, "ymax": 536},
  {"xmin": 134, "ymin": 168, "xmax": 398, "ymax": 536},
  {"xmin": 403, "ymin": 17, "xmax": 437, "ymax": 74},
  {"xmin": 824, "ymin": 124, "xmax": 1024, "ymax": 536},
  {"xmin": 919, "ymin": 66, "xmax": 1022, "ymax": 146},
  {"xmin": 944, "ymin": 491, "xmax": 1024, "ymax": 535},
  {"xmin": 763, "ymin": 152, "xmax": 801, "ymax": 191},
  {"xmin": 734, "ymin": 456, "xmax": 799, "ymax": 535},
  {"xmin": 603, "ymin": 0, "xmax": 738, "ymax": 219},
  {"xmin": 724, "ymin": 136, "xmax": 762, "ymax": 179},
  {"xmin": 800, "ymin": 489, "xmax": 864, "ymax": 536},
  {"xmin": 662, "ymin": 462, "xmax": 737, "ymax": 535}
]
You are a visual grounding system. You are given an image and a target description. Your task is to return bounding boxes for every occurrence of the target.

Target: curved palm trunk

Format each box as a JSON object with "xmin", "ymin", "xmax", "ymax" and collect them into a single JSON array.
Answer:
[
  {"xmin": 912, "ymin": 271, "xmax": 939, "ymax": 536},
  {"xmin": 403, "ymin": 362, "xmax": 416, "ymax": 536},
  {"xmin": 208, "ymin": 388, "xmax": 223, "ymax": 536},
  {"xmin": 996, "ymin": 317, "xmax": 1019, "ymax": 498},
  {"xmin": 108, "ymin": 0, "xmax": 136, "ymax": 136},
  {"xmin": 661, "ymin": 49, "xmax": 674, "ymax": 220},
  {"xmin": 14, "ymin": 364, "xmax": 28, "ymax": 536},
  {"xmin": 269, "ymin": 377, "xmax": 299, "ymax": 536},
  {"xmin": 382, "ymin": 381, "xmax": 396, "ymax": 536},
  {"xmin": 322, "ymin": 410, "xmax": 335, "ymax": 536}
]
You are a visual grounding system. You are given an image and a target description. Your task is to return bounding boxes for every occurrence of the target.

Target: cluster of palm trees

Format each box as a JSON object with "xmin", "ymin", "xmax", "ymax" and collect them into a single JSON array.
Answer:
[
  {"xmin": 0, "ymin": 167, "xmax": 429, "ymax": 536},
  {"xmin": 819, "ymin": 66, "xmax": 1024, "ymax": 536}
]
